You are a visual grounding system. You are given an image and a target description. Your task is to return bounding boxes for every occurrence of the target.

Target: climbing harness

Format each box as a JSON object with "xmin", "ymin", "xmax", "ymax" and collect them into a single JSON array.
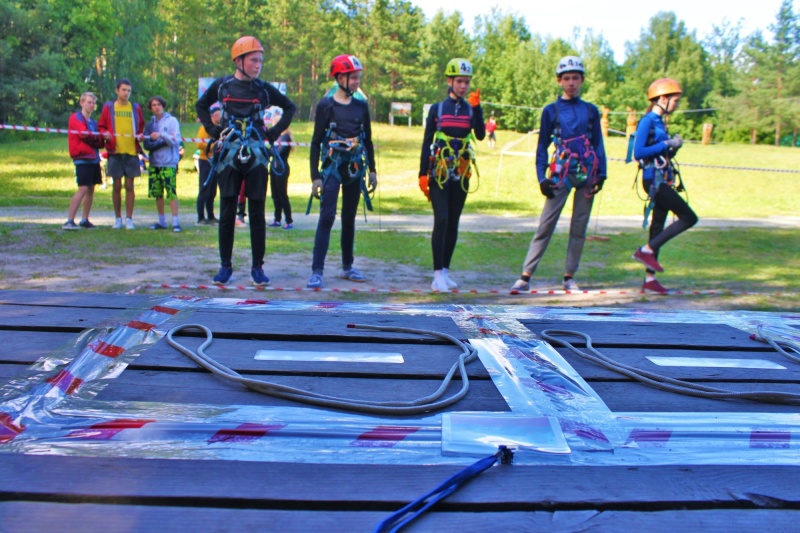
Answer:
[
  {"xmin": 373, "ymin": 446, "xmax": 513, "ymax": 533},
  {"xmin": 204, "ymin": 77, "xmax": 274, "ymax": 185},
  {"xmin": 540, "ymin": 329, "xmax": 800, "ymax": 404},
  {"xmin": 546, "ymin": 101, "xmax": 599, "ymax": 197},
  {"xmin": 626, "ymin": 124, "xmax": 688, "ymax": 229},
  {"xmin": 427, "ymin": 101, "xmax": 480, "ymax": 193},
  {"xmin": 306, "ymin": 118, "xmax": 375, "ymax": 218},
  {"xmin": 166, "ymin": 322, "xmax": 478, "ymax": 416}
]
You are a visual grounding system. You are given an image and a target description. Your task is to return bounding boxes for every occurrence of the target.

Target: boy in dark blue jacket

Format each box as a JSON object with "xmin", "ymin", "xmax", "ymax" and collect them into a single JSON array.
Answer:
[{"xmin": 511, "ymin": 56, "xmax": 607, "ymax": 293}]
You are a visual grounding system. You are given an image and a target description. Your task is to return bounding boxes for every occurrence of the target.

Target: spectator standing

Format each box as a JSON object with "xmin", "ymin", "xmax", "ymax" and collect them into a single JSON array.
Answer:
[
  {"xmin": 143, "ymin": 96, "xmax": 183, "ymax": 232},
  {"xmin": 486, "ymin": 113, "xmax": 497, "ymax": 149},
  {"xmin": 196, "ymin": 103, "xmax": 221, "ymax": 225},
  {"xmin": 267, "ymin": 113, "xmax": 294, "ymax": 229},
  {"xmin": 63, "ymin": 92, "xmax": 105, "ymax": 230},
  {"xmin": 98, "ymin": 78, "xmax": 145, "ymax": 230}
]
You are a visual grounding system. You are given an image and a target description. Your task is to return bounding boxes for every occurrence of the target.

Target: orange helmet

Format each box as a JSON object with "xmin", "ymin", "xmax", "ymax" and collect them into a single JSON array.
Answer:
[
  {"xmin": 231, "ymin": 36, "xmax": 264, "ymax": 61},
  {"xmin": 647, "ymin": 78, "xmax": 682, "ymax": 100}
]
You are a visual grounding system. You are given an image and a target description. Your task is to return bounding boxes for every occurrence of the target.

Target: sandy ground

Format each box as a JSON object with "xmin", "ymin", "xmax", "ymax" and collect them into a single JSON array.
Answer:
[{"xmin": 1, "ymin": 206, "xmax": 797, "ymax": 310}]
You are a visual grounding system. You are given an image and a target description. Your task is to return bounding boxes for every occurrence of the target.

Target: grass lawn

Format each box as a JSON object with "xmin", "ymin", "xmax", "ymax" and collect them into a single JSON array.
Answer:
[{"xmin": 0, "ymin": 124, "xmax": 798, "ymax": 310}]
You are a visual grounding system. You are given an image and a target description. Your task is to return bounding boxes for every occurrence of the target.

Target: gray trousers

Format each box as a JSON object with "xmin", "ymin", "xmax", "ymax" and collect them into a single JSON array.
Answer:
[{"xmin": 521, "ymin": 184, "xmax": 594, "ymax": 277}]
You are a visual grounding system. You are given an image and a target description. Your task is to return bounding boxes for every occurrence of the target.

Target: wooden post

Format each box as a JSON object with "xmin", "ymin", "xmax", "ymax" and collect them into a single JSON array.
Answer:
[
  {"xmin": 702, "ymin": 123, "xmax": 714, "ymax": 145},
  {"xmin": 601, "ymin": 107, "xmax": 609, "ymax": 138},
  {"xmin": 626, "ymin": 107, "xmax": 638, "ymax": 138}
]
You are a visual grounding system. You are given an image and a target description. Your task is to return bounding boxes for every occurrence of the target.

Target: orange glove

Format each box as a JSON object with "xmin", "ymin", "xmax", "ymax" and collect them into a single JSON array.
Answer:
[
  {"xmin": 419, "ymin": 175, "xmax": 431, "ymax": 202},
  {"xmin": 467, "ymin": 88, "xmax": 481, "ymax": 107}
]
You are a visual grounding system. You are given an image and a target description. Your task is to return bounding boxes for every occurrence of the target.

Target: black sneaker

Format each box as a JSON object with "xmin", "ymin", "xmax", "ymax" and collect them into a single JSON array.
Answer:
[
  {"xmin": 62, "ymin": 220, "xmax": 79, "ymax": 230},
  {"xmin": 78, "ymin": 220, "xmax": 96, "ymax": 229}
]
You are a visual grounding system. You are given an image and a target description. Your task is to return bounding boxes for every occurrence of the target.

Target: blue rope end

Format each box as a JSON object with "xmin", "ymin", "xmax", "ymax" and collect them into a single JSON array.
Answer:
[{"xmin": 496, "ymin": 445, "xmax": 514, "ymax": 465}]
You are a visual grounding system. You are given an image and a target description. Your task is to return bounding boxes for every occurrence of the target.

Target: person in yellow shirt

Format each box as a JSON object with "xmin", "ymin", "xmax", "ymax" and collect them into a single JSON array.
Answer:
[
  {"xmin": 98, "ymin": 78, "xmax": 145, "ymax": 229},
  {"xmin": 196, "ymin": 103, "xmax": 221, "ymax": 225}
]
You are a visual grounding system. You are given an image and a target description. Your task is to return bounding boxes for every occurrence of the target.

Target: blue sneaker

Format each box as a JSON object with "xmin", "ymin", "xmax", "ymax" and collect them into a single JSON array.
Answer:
[
  {"xmin": 213, "ymin": 266, "xmax": 233, "ymax": 284},
  {"xmin": 341, "ymin": 267, "xmax": 365, "ymax": 282},
  {"xmin": 268, "ymin": 220, "xmax": 281, "ymax": 228},
  {"xmin": 251, "ymin": 267, "xmax": 270, "ymax": 286},
  {"xmin": 307, "ymin": 273, "xmax": 324, "ymax": 289}
]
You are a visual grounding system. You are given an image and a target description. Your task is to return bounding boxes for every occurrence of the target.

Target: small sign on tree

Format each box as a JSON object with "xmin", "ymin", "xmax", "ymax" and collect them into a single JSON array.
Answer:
[{"xmin": 389, "ymin": 102, "xmax": 412, "ymax": 126}]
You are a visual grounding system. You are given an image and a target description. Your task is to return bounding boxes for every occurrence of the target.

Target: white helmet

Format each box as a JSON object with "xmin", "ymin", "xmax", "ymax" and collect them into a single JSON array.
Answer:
[{"xmin": 556, "ymin": 56, "xmax": 585, "ymax": 76}]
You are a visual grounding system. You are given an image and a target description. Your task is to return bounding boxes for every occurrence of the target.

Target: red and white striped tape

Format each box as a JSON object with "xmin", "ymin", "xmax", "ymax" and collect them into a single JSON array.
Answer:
[
  {"xmin": 125, "ymin": 282, "xmax": 794, "ymax": 298},
  {"xmin": 0, "ymin": 123, "xmax": 312, "ymax": 147}
]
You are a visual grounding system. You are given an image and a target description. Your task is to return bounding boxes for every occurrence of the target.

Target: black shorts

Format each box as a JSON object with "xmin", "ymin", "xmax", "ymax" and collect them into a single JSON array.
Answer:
[{"xmin": 75, "ymin": 163, "xmax": 103, "ymax": 187}]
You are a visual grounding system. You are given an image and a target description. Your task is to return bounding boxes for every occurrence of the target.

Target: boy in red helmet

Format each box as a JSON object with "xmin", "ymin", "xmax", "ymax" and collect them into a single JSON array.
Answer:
[
  {"xmin": 196, "ymin": 36, "xmax": 296, "ymax": 286},
  {"xmin": 306, "ymin": 54, "xmax": 377, "ymax": 289}
]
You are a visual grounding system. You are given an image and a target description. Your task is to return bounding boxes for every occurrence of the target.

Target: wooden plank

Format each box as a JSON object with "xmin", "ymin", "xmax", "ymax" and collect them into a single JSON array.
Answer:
[
  {"xmin": 0, "ymin": 331, "xmax": 83, "ymax": 364},
  {"xmin": 521, "ymin": 321, "xmax": 762, "ymax": 350},
  {"xmin": 94, "ymin": 369, "xmax": 507, "ymax": 412},
  {"xmin": 0, "ymin": 290, "xmax": 152, "ymax": 309},
  {"xmin": 2, "ymin": 503, "xmax": 797, "ymax": 532},
  {"xmin": 556, "ymin": 347, "xmax": 800, "ymax": 382},
  {"xmin": 0, "ymin": 305, "xmax": 137, "ymax": 330},
  {"xmin": 0, "ymin": 362, "xmax": 27, "ymax": 382},
  {"xmin": 591, "ymin": 381, "xmax": 800, "ymax": 413},
  {"xmin": 134, "ymin": 336, "xmax": 492, "ymax": 377},
  {"xmin": 168, "ymin": 309, "xmax": 467, "ymax": 341},
  {"xmin": 2, "ymin": 455, "xmax": 799, "ymax": 507}
]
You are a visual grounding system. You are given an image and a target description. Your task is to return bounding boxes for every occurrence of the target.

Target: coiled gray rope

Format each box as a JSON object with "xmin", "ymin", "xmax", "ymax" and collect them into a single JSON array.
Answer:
[
  {"xmin": 540, "ymin": 329, "xmax": 800, "ymax": 404},
  {"xmin": 166, "ymin": 323, "xmax": 478, "ymax": 416},
  {"xmin": 755, "ymin": 324, "xmax": 800, "ymax": 364}
]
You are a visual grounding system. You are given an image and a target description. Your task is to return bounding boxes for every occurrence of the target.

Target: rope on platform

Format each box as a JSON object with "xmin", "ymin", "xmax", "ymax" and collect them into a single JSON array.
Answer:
[
  {"xmin": 373, "ymin": 446, "xmax": 514, "ymax": 533},
  {"xmin": 540, "ymin": 329, "xmax": 800, "ymax": 404},
  {"xmin": 166, "ymin": 322, "xmax": 478, "ymax": 416}
]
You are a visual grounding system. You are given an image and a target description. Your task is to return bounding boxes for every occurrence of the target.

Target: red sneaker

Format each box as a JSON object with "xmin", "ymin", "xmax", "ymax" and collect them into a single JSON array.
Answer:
[
  {"xmin": 642, "ymin": 279, "xmax": 668, "ymax": 295},
  {"xmin": 633, "ymin": 248, "xmax": 664, "ymax": 272}
]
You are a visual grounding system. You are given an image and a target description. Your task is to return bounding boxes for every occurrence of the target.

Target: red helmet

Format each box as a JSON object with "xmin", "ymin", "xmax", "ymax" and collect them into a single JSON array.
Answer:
[{"xmin": 330, "ymin": 55, "xmax": 363, "ymax": 78}]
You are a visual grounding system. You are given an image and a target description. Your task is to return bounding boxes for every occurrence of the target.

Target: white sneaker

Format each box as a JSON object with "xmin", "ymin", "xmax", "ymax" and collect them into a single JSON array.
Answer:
[
  {"xmin": 443, "ymin": 272, "xmax": 459, "ymax": 289},
  {"xmin": 563, "ymin": 278, "xmax": 580, "ymax": 291},
  {"xmin": 125, "ymin": 218, "xmax": 135, "ymax": 230},
  {"xmin": 112, "ymin": 218, "xmax": 123, "ymax": 230},
  {"xmin": 510, "ymin": 279, "xmax": 530, "ymax": 292},
  {"xmin": 431, "ymin": 276, "xmax": 449, "ymax": 292}
]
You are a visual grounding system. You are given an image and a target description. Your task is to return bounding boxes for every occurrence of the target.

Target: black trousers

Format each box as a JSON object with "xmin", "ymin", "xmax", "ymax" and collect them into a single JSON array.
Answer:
[{"xmin": 429, "ymin": 179, "xmax": 468, "ymax": 271}]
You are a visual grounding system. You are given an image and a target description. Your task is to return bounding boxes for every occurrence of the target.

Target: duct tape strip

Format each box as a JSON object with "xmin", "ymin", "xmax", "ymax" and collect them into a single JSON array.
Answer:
[
  {"xmin": 126, "ymin": 282, "xmax": 797, "ymax": 298},
  {"xmin": 0, "ymin": 295, "xmax": 204, "ymax": 437},
  {"xmin": 450, "ymin": 307, "xmax": 628, "ymax": 452},
  {"xmin": 0, "ymin": 123, "xmax": 311, "ymax": 147}
]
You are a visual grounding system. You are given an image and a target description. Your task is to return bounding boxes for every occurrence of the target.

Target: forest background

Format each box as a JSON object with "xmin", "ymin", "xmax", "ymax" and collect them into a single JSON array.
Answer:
[{"xmin": 1, "ymin": 0, "xmax": 799, "ymax": 146}]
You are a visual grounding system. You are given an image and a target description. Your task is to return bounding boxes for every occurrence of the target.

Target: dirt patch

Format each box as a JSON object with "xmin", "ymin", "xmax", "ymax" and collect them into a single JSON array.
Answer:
[{"xmin": 0, "ymin": 207, "xmax": 792, "ymax": 311}]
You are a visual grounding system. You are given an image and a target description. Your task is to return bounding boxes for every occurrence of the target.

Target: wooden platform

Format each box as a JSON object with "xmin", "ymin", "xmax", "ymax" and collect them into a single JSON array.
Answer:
[{"xmin": 1, "ymin": 290, "xmax": 800, "ymax": 531}]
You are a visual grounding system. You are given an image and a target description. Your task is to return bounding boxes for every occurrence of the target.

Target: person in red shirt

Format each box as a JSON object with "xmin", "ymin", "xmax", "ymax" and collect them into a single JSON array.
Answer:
[
  {"xmin": 63, "ymin": 92, "xmax": 105, "ymax": 230},
  {"xmin": 486, "ymin": 113, "xmax": 497, "ymax": 149}
]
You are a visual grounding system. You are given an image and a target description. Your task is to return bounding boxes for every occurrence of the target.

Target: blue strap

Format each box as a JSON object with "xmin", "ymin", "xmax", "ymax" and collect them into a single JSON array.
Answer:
[{"xmin": 372, "ymin": 447, "xmax": 513, "ymax": 533}]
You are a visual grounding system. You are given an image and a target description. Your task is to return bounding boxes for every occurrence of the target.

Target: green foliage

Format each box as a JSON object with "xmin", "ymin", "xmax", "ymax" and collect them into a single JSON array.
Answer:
[{"xmin": 2, "ymin": 1, "xmax": 799, "ymax": 148}]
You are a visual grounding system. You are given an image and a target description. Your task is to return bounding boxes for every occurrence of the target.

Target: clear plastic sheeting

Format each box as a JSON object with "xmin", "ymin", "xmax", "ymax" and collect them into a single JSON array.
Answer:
[{"xmin": 1, "ymin": 296, "xmax": 800, "ymax": 466}]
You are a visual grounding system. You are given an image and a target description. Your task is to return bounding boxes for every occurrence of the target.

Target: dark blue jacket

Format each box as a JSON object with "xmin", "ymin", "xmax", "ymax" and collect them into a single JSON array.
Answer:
[{"xmin": 535, "ymin": 97, "xmax": 606, "ymax": 183}]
